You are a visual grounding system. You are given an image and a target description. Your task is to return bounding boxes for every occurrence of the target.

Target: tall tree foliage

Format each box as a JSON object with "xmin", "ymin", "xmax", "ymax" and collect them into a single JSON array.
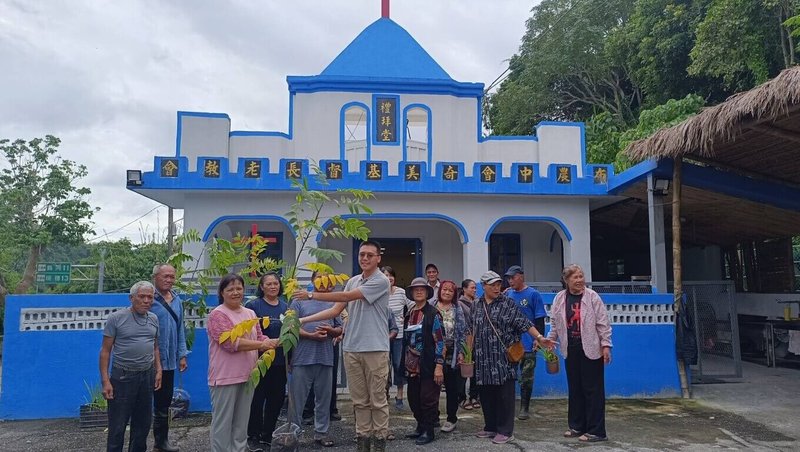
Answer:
[
  {"xmin": 0, "ymin": 136, "xmax": 97, "ymax": 294},
  {"xmin": 488, "ymin": 0, "xmax": 798, "ymax": 162}
]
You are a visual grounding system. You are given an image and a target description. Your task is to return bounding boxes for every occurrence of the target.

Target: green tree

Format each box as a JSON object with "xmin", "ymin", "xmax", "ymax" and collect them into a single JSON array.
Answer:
[
  {"xmin": 0, "ymin": 136, "xmax": 97, "ymax": 294},
  {"xmin": 689, "ymin": 0, "xmax": 791, "ymax": 90}
]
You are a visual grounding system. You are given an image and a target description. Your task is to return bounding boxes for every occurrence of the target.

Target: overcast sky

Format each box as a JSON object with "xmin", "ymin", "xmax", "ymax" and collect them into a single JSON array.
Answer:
[{"xmin": 1, "ymin": 0, "xmax": 536, "ymax": 243}]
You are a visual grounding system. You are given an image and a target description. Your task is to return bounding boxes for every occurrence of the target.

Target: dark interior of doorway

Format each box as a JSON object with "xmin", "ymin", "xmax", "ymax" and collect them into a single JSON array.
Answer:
[{"xmin": 353, "ymin": 238, "xmax": 421, "ymax": 288}]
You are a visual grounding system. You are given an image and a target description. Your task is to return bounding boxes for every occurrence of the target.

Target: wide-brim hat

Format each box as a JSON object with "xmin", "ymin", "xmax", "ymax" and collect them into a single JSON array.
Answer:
[{"xmin": 406, "ymin": 277, "xmax": 434, "ymax": 300}]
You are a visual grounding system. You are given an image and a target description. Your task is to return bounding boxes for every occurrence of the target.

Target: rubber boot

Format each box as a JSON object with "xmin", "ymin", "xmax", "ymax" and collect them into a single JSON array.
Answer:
[
  {"xmin": 153, "ymin": 411, "xmax": 180, "ymax": 452},
  {"xmin": 356, "ymin": 435, "xmax": 370, "ymax": 452},
  {"xmin": 371, "ymin": 436, "xmax": 387, "ymax": 452},
  {"xmin": 517, "ymin": 385, "xmax": 532, "ymax": 420}
]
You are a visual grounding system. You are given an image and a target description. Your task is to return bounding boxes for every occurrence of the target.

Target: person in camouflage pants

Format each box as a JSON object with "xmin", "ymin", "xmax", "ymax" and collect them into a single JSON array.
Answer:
[{"xmin": 504, "ymin": 266, "xmax": 547, "ymax": 420}]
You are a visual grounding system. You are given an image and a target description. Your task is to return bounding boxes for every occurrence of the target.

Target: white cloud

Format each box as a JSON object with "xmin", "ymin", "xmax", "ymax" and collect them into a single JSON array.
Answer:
[{"xmin": 0, "ymin": 0, "xmax": 535, "ymax": 242}]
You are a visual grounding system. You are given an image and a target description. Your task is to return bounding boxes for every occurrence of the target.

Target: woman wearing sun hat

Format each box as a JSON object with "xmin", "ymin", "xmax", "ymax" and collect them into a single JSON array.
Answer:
[{"xmin": 401, "ymin": 277, "xmax": 445, "ymax": 445}]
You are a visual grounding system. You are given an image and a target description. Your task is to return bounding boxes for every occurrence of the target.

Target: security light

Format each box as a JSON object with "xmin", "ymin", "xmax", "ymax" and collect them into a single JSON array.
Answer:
[{"xmin": 127, "ymin": 170, "xmax": 143, "ymax": 186}]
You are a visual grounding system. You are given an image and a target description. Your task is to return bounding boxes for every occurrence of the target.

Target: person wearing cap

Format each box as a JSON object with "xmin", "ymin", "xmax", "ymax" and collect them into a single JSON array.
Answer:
[
  {"xmin": 472, "ymin": 271, "xmax": 553, "ymax": 445},
  {"xmin": 292, "ymin": 239, "xmax": 391, "ymax": 452},
  {"xmin": 401, "ymin": 277, "xmax": 445, "ymax": 445},
  {"xmin": 504, "ymin": 265, "xmax": 547, "ymax": 420}
]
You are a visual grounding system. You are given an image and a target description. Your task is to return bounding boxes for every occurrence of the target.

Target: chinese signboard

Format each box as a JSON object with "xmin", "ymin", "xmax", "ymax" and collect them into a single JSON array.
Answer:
[
  {"xmin": 161, "ymin": 159, "xmax": 179, "ymax": 177},
  {"xmin": 36, "ymin": 262, "xmax": 71, "ymax": 284},
  {"xmin": 517, "ymin": 165, "xmax": 534, "ymax": 183},
  {"xmin": 404, "ymin": 163, "xmax": 421, "ymax": 181},
  {"xmin": 375, "ymin": 97, "xmax": 397, "ymax": 143}
]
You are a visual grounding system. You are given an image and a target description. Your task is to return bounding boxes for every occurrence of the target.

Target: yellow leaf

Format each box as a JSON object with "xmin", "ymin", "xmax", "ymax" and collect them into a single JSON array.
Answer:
[
  {"xmin": 338, "ymin": 273, "xmax": 349, "ymax": 284},
  {"xmin": 261, "ymin": 317, "xmax": 270, "ymax": 329},
  {"xmin": 314, "ymin": 277, "xmax": 325, "ymax": 290},
  {"xmin": 328, "ymin": 274, "xmax": 338, "ymax": 288},
  {"xmin": 219, "ymin": 331, "xmax": 231, "ymax": 344}
]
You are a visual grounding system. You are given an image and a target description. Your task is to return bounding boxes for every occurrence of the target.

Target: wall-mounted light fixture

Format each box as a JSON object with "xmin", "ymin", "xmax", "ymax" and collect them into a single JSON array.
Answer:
[
  {"xmin": 126, "ymin": 170, "xmax": 143, "ymax": 186},
  {"xmin": 652, "ymin": 178, "xmax": 670, "ymax": 195}
]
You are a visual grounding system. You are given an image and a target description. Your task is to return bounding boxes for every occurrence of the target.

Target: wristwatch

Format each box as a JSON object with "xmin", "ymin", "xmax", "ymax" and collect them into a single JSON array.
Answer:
[{"xmin": 307, "ymin": 291, "xmax": 313, "ymax": 300}]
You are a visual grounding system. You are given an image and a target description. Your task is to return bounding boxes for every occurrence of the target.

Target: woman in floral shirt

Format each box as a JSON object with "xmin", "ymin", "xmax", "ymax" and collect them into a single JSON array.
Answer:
[
  {"xmin": 432, "ymin": 280, "xmax": 467, "ymax": 433},
  {"xmin": 401, "ymin": 277, "xmax": 445, "ymax": 445}
]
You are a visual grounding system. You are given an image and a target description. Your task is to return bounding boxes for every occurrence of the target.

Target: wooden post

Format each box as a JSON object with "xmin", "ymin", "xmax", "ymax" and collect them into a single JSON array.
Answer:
[{"xmin": 673, "ymin": 158, "xmax": 690, "ymax": 398}]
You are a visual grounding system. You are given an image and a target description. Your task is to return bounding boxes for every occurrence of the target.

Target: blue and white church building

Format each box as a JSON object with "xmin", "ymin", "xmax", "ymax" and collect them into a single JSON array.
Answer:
[{"xmin": 1, "ymin": 7, "xmax": 683, "ymax": 420}]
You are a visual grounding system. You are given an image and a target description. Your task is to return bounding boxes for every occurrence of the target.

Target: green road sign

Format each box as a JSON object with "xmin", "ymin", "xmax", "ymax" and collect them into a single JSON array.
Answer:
[{"xmin": 36, "ymin": 262, "xmax": 71, "ymax": 284}]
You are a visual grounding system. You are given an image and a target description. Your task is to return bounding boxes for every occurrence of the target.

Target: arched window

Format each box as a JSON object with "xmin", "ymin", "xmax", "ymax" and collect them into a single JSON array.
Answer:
[
  {"xmin": 341, "ymin": 103, "xmax": 370, "ymax": 172},
  {"xmin": 403, "ymin": 105, "xmax": 430, "ymax": 166}
]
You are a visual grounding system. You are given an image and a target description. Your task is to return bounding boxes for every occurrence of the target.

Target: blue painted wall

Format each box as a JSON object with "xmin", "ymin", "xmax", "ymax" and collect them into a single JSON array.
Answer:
[
  {"xmin": 0, "ymin": 294, "xmax": 212, "ymax": 420},
  {"xmin": 1, "ymin": 292, "xmax": 679, "ymax": 420}
]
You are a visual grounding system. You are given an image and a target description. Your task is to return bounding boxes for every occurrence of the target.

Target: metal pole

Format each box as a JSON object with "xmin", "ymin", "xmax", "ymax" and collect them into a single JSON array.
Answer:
[
  {"xmin": 167, "ymin": 207, "xmax": 175, "ymax": 255},
  {"xmin": 97, "ymin": 248, "xmax": 106, "ymax": 294}
]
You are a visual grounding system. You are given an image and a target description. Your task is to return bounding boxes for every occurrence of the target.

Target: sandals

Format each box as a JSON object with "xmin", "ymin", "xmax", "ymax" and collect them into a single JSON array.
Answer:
[
  {"xmin": 315, "ymin": 438, "xmax": 335, "ymax": 447},
  {"xmin": 471, "ymin": 399, "xmax": 481, "ymax": 409},
  {"xmin": 460, "ymin": 400, "xmax": 473, "ymax": 411},
  {"xmin": 578, "ymin": 433, "xmax": 608, "ymax": 442},
  {"xmin": 563, "ymin": 429, "xmax": 583, "ymax": 438}
]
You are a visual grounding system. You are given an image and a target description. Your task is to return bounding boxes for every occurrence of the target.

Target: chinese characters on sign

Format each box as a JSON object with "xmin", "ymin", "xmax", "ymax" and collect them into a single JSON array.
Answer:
[
  {"xmin": 518, "ymin": 165, "xmax": 534, "ymax": 183},
  {"xmin": 556, "ymin": 166, "xmax": 572, "ymax": 184},
  {"xmin": 442, "ymin": 165, "xmax": 459, "ymax": 181},
  {"xmin": 593, "ymin": 167, "xmax": 608, "ymax": 184},
  {"xmin": 404, "ymin": 163, "xmax": 421, "ymax": 181},
  {"xmin": 204, "ymin": 159, "xmax": 221, "ymax": 178},
  {"xmin": 376, "ymin": 97, "xmax": 397, "ymax": 143},
  {"xmin": 366, "ymin": 162, "xmax": 383, "ymax": 180},
  {"xmin": 326, "ymin": 161, "xmax": 343, "ymax": 180},
  {"xmin": 285, "ymin": 160, "xmax": 303, "ymax": 179},
  {"xmin": 161, "ymin": 159, "xmax": 179, "ymax": 177},
  {"xmin": 480, "ymin": 164, "xmax": 497, "ymax": 183},
  {"xmin": 244, "ymin": 160, "xmax": 262, "ymax": 178}
]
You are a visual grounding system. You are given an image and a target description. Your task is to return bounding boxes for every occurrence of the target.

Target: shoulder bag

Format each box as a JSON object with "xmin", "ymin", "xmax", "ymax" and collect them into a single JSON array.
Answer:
[{"xmin": 483, "ymin": 300, "xmax": 524, "ymax": 364}]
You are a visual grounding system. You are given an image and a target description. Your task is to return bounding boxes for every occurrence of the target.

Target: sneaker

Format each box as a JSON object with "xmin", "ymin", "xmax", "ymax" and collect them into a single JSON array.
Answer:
[
  {"xmin": 394, "ymin": 397, "xmax": 405, "ymax": 410},
  {"xmin": 247, "ymin": 437, "xmax": 264, "ymax": 452},
  {"xmin": 330, "ymin": 412, "xmax": 342, "ymax": 421},
  {"xmin": 492, "ymin": 434, "xmax": 514, "ymax": 444},
  {"xmin": 440, "ymin": 421, "xmax": 456, "ymax": 432},
  {"xmin": 475, "ymin": 430, "xmax": 496, "ymax": 438}
]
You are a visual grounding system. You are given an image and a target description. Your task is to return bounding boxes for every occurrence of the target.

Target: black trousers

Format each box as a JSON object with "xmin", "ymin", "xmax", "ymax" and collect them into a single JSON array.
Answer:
[
  {"xmin": 248, "ymin": 365, "xmax": 287, "ymax": 441},
  {"xmin": 478, "ymin": 378, "xmax": 516, "ymax": 436},
  {"xmin": 442, "ymin": 365, "xmax": 463, "ymax": 423},
  {"xmin": 107, "ymin": 366, "xmax": 154, "ymax": 452},
  {"xmin": 407, "ymin": 376, "xmax": 440, "ymax": 432},
  {"xmin": 566, "ymin": 345, "xmax": 606, "ymax": 438},
  {"xmin": 152, "ymin": 369, "xmax": 174, "ymax": 441}
]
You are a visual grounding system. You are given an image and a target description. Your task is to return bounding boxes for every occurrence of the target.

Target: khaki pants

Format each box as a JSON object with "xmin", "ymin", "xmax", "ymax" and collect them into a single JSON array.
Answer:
[{"xmin": 344, "ymin": 351, "xmax": 390, "ymax": 439}]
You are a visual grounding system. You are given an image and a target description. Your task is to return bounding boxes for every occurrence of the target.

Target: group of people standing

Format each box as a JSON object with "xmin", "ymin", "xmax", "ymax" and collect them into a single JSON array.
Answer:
[{"xmin": 99, "ymin": 240, "xmax": 613, "ymax": 452}]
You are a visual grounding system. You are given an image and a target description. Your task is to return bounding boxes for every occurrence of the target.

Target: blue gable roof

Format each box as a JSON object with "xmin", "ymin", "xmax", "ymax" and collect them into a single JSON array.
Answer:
[
  {"xmin": 321, "ymin": 18, "xmax": 451, "ymax": 80},
  {"xmin": 287, "ymin": 18, "xmax": 484, "ymax": 97}
]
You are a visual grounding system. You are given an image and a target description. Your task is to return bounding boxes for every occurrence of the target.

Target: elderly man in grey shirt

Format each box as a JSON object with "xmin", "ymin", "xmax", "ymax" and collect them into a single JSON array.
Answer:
[
  {"xmin": 293, "ymin": 239, "xmax": 391, "ymax": 452},
  {"xmin": 100, "ymin": 281, "xmax": 162, "ymax": 452}
]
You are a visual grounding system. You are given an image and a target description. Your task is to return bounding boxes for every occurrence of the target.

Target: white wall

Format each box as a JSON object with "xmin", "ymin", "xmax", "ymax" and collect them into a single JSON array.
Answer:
[
  {"xmin": 492, "ymin": 221, "xmax": 564, "ymax": 281},
  {"xmin": 179, "ymin": 116, "xmax": 231, "ymax": 171}
]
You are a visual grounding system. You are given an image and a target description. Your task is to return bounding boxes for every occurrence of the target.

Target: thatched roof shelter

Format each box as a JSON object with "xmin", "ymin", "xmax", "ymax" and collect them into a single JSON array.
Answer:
[
  {"xmin": 625, "ymin": 66, "xmax": 800, "ymax": 185},
  {"xmin": 594, "ymin": 66, "xmax": 800, "ymax": 249}
]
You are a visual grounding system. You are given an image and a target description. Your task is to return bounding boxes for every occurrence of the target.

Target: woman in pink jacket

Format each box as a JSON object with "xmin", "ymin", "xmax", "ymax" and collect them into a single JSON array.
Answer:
[
  {"xmin": 207, "ymin": 274, "xmax": 279, "ymax": 452},
  {"xmin": 547, "ymin": 264, "xmax": 612, "ymax": 443}
]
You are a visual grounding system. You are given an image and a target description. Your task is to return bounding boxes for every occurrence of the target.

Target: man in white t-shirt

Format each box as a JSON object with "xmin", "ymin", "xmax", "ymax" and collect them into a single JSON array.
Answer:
[{"xmin": 293, "ymin": 239, "xmax": 391, "ymax": 452}]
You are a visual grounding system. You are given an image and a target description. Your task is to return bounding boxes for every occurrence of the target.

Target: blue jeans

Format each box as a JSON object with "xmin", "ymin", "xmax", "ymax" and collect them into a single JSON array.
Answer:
[{"xmin": 107, "ymin": 366, "xmax": 154, "ymax": 452}]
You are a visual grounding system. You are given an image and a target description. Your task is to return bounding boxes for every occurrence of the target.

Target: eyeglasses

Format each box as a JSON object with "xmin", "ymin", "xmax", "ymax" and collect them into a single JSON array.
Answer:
[{"xmin": 358, "ymin": 252, "xmax": 379, "ymax": 259}]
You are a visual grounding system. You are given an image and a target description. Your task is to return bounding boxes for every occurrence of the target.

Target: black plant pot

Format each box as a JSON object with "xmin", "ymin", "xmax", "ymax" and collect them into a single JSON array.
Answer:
[{"xmin": 79, "ymin": 404, "xmax": 108, "ymax": 429}]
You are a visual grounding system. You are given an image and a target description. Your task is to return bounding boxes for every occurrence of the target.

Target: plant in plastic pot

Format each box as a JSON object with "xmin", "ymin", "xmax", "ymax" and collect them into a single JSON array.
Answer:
[
  {"xmin": 460, "ymin": 335, "xmax": 475, "ymax": 378},
  {"xmin": 541, "ymin": 347, "xmax": 560, "ymax": 374}
]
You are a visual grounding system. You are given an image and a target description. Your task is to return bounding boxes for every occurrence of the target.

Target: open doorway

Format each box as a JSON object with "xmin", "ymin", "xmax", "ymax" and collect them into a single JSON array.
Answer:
[{"xmin": 352, "ymin": 238, "xmax": 421, "ymax": 288}]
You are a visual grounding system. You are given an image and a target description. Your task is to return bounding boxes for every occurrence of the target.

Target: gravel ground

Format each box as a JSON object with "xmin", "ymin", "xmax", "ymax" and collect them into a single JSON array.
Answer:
[{"xmin": 0, "ymin": 397, "xmax": 796, "ymax": 451}]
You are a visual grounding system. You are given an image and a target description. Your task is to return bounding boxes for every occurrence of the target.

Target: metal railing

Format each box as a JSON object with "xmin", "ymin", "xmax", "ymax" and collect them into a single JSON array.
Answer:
[{"xmin": 531, "ymin": 281, "xmax": 654, "ymax": 294}]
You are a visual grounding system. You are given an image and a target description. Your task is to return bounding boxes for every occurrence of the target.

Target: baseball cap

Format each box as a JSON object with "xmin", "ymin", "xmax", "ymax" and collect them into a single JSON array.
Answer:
[
  {"xmin": 480, "ymin": 271, "xmax": 502, "ymax": 285},
  {"xmin": 504, "ymin": 265, "xmax": 524, "ymax": 277}
]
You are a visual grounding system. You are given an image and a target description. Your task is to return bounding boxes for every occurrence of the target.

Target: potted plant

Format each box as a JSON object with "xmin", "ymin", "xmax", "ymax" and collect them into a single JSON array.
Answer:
[
  {"xmin": 541, "ymin": 348, "xmax": 560, "ymax": 374},
  {"xmin": 79, "ymin": 381, "xmax": 108, "ymax": 429},
  {"xmin": 460, "ymin": 335, "xmax": 475, "ymax": 378}
]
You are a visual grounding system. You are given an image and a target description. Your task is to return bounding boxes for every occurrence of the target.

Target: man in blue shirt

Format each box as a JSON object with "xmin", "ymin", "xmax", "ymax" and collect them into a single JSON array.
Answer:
[
  {"xmin": 151, "ymin": 264, "xmax": 188, "ymax": 452},
  {"xmin": 504, "ymin": 265, "xmax": 546, "ymax": 421}
]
